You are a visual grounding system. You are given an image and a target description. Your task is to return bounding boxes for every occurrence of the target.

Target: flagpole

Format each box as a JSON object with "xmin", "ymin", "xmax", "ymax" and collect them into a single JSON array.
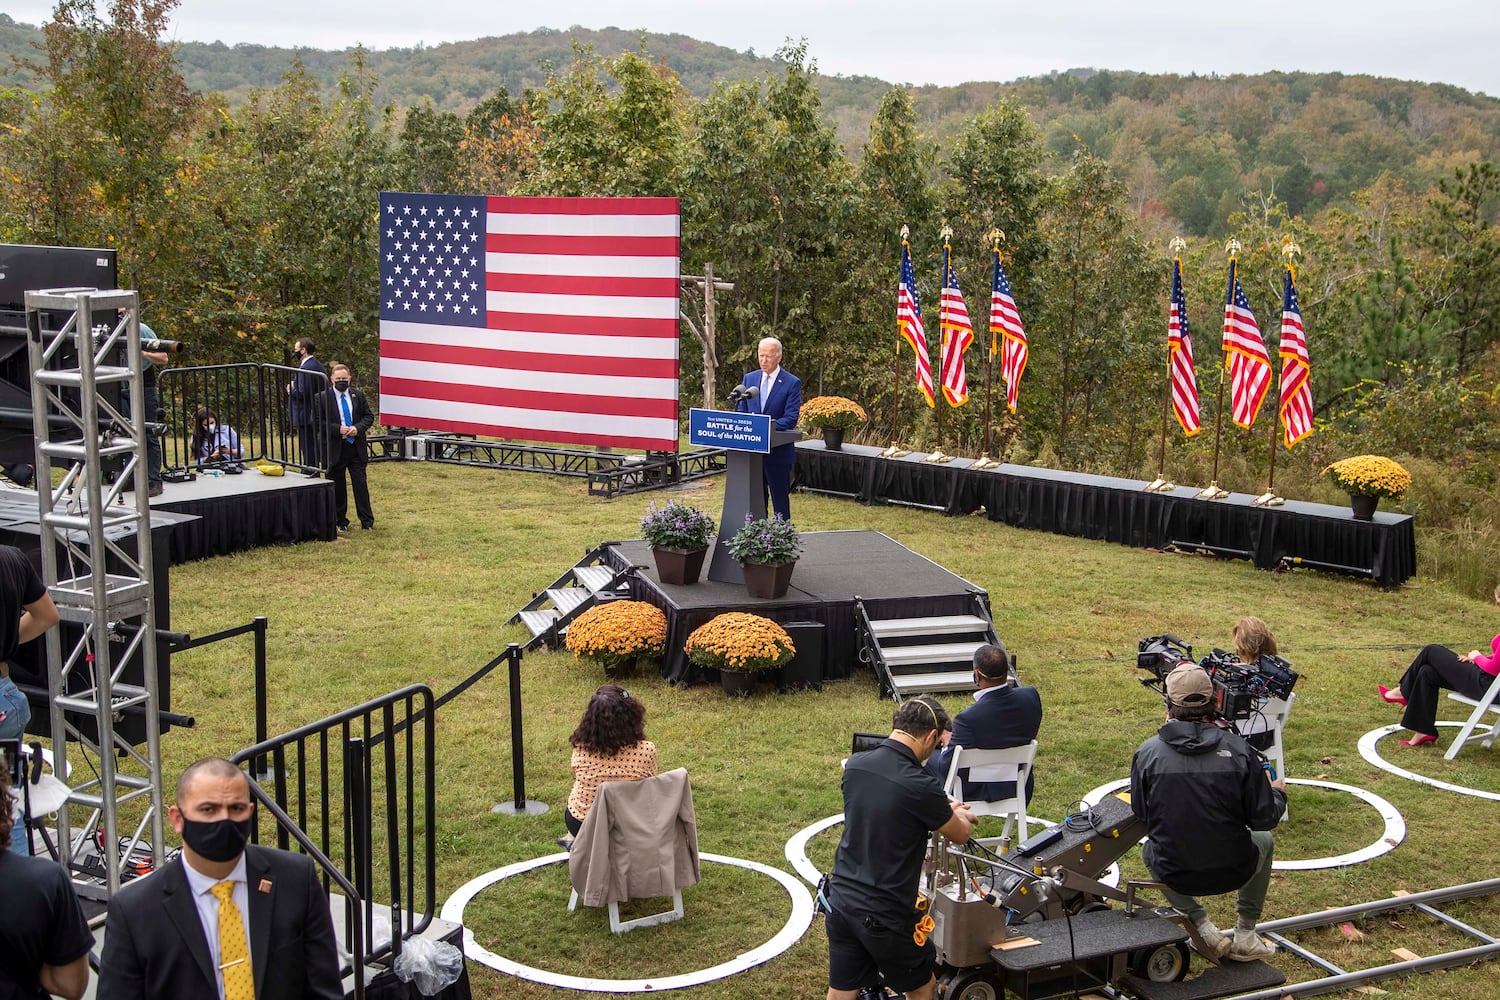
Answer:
[
  {"xmin": 892, "ymin": 227, "xmax": 905, "ymax": 446},
  {"xmin": 931, "ymin": 222, "xmax": 952, "ymax": 462},
  {"xmin": 977, "ymin": 228, "xmax": 1002, "ymax": 470},
  {"xmin": 1255, "ymin": 240, "xmax": 1301, "ymax": 508},
  {"xmin": 1198, "ymin": 239, "xmax": 1239, "ymax": 501},
  {"xmin": 884, "ymin": 225, "xmax": 915, "ymax": 458},
  {"xmin": 1147, "ymin": 237, "xmax": 1187, "ymax": 493}
]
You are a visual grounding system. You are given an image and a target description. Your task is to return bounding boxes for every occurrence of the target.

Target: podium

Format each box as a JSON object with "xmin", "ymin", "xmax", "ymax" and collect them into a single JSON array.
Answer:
[{"xmin": 687, "ymin": 408, "xmax": 802, "ymax": 585}]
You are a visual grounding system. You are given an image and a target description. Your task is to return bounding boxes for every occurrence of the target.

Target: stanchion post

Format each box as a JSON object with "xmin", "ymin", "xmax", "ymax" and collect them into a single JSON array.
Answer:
[
  {"xmin": 253, "ymin": 615, "xmax": 269, "ymax": 779},
  {"xmin": 492, "ymin": 642, "xmax": 550, "ymax": 816}
]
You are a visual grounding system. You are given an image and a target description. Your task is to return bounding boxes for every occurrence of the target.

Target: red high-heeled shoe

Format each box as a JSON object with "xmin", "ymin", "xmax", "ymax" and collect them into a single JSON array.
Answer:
[
  {"xmin": 1379, "ymin": 685, "xmax": 1407, "ymax": 706},
  {"xmin": 1400, "ymin": 732, "xmax": 1437, "ymax": 747}
]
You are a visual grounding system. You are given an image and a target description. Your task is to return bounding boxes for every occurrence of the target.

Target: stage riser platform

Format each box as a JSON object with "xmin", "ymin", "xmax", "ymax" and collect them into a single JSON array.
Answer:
[
  {"xmin": 605, "ymin": 532, "xmax": 988, "ymax": 686},
  {"xmin": 148, "ymin": 470, "xmax": 336, "ymax": 563},
  {"xmin": 794, "ymin": 443, "xmax": 1416, "ymax": 586}
]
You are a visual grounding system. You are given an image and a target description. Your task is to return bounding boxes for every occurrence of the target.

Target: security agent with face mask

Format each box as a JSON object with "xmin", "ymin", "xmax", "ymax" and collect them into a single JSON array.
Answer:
[
  {"xmin": 825, "ymin": 697, "xmax": 974, "ymax": 1000},
  {"xmin": 97, "ymin": 757, "xmax": 342, "ymax": 1000},
  {"xmin": 319, "ymin": 363, "xmax": 375, "ymax": 532}
]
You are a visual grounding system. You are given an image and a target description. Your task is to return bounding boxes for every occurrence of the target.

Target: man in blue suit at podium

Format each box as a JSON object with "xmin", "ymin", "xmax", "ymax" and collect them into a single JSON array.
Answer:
[{"xmin": 735, "ymin": 337, "xmax": 802, "ymax": 520}]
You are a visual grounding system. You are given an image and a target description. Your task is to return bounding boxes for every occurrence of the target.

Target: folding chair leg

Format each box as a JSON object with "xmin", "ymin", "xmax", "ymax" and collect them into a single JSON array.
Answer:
[
  {"xmin": 607, "ymin": 892, "xmax": 685, "ymax": 934},
  {"xmin": 568, "ymin": 889, "xmax": 580, "ymax": 912}
]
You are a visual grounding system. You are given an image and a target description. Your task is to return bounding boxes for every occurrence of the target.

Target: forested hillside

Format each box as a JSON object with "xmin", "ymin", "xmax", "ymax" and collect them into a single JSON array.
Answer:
[
  {"xmin": 1, "ymin": 3, "xmax": 1497, "ymax": 597},
  {"xmin": 2, "ymin": 12, "xmax": 1497, "ymax": 238}
]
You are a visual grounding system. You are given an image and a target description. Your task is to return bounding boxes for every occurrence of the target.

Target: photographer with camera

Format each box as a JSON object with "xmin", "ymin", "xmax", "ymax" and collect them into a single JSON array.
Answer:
[{"xmin": 1131, "ymin": 663, "xmax": 1285, "ymax": 963}]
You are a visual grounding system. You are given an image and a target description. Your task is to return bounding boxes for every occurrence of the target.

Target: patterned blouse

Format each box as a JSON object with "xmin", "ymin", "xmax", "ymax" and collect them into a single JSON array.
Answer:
[{"xmin": 566, "ymin": 740, "xmax": 658, "ymax": 821}]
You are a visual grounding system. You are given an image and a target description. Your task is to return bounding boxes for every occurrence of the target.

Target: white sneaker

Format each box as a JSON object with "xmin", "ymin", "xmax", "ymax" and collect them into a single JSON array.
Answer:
[
  {"xmin": 1191, "ymin": 921, "xmax": 1231, "ymax": 960},
  {"xmin": 1227, "ymin": 928, "xmax": 1276, "ymax": 961}
]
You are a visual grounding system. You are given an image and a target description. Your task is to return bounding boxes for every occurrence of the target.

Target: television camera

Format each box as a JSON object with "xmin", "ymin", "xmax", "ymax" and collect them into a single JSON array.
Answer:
[{"xmin": 1137, "ymin": 633, "xmax": 1298, "ymax": 728}]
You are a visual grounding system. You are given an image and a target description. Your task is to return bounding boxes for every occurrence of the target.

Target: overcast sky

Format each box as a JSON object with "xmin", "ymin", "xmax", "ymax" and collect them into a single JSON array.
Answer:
[{"xmin": 5, "ymin": 1, "xmax": 1497, "ymax": 96}]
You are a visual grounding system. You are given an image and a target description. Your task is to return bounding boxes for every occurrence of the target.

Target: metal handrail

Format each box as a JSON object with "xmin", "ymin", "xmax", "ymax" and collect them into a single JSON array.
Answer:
[{"xmin": 229, "ymin": 684, "xmax": 437, "ymax": 974}]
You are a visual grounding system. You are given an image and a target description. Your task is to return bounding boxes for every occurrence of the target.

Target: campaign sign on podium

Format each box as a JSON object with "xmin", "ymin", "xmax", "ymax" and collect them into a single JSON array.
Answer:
[
  {"xmin": 688, "ymin": 408, "xmax": 771, "ymax": 453},
  {"xmin": 688, "ymin": 408, "xmax": 799, "ymax": 585}
]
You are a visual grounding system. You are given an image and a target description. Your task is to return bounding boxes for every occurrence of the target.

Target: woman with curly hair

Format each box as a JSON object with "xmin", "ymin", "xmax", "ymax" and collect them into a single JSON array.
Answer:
[{"xmin": 559, "ymin": 684, "xmax": 657, "ymax": 850}]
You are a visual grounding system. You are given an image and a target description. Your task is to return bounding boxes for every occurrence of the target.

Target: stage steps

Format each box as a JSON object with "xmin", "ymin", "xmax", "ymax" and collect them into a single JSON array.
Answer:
[
  {"xmin": 855, "ymin": 597, "xmax": 999, "ymax": 702},
  {"xmin": 507, "ymin": 545, "xmax": 641, "ymax": 651}
]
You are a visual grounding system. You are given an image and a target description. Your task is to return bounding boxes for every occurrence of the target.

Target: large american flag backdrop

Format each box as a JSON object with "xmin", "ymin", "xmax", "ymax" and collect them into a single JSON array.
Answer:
[{"xmin": 378, "ymin": 192, "xmax": 681, "ymax": 451}]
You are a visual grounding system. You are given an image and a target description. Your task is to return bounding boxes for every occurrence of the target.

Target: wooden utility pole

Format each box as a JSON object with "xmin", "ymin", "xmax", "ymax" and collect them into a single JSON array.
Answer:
[{"xmin": 680, "ymin": 263, "xmax": 734, "ymax": 407}]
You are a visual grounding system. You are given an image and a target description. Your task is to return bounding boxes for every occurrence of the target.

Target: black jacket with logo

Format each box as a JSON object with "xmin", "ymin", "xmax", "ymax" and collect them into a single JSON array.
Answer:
[{"xmin": 1130, "ymin": 720, "xmax": 1285, "ymax": 897}]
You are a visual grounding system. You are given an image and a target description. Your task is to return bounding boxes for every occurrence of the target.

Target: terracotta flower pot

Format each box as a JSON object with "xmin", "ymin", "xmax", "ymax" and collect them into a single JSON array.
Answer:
[
  {"xmin": 821, "ymin": 426, "xmax": 844, "ymax": 451},
  {"xmin": 652, "ymin": 545, "xmax": 708, "ymax": 585},
  {"xmin": 741, "ymin": 559, "xmax": 796, "ymax": 599},
  {"xmin": 1349, "ymin": 493, "xmax": 1379, "ymax": 521}
]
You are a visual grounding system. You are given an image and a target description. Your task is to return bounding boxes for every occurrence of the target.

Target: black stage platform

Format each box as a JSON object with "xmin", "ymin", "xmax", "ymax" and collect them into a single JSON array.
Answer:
[
  {"xmin": 795, "ymin": 442, "xmax": 1416, "ymax": 586},
  {"xmin": 144, "ymin": 470, "xmax": 336, "ymax": 563},
  {"xmin": 605, "ymin": 530, "xmax": 989, "ymax": 685}
]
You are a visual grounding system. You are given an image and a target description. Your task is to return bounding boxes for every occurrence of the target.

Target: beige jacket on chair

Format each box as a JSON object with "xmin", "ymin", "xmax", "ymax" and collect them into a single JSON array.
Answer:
[{"xmin": 569, "ymin": 767, "xmax": 700, "ymax": 908}]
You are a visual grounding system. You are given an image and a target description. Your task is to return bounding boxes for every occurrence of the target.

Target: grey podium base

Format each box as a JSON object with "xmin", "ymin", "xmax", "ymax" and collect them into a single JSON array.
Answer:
[{"xmin": 492, "ymin": 800, "xmax": 551, "ymax": 816}]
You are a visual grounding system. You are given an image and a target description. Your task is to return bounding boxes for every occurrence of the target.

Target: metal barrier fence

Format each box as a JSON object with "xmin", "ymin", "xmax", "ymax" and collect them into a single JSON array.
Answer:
[
  {"xmin": 230, "ymin": 684, "xmax": 436, "ymax": 979},
  {"xmin": 160, "ymin": 362, "xmax": 330, "ymax": 473}
]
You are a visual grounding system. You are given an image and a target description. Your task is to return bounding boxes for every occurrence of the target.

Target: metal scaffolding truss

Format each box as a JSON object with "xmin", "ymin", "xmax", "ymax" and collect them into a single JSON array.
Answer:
[{"xmin": 25, "ymin": 288, "xmax": 165, "ymax": 899}]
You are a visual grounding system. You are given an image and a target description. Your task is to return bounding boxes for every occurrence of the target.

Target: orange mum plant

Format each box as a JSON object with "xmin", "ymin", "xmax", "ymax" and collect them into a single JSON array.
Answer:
[
  {"xmin": 564, "ymin": 600, "xmax": 668, "ymax": 670},
  {"xmin": 684, "ymin": 612, "xmax": 796, "ymax": 673}
]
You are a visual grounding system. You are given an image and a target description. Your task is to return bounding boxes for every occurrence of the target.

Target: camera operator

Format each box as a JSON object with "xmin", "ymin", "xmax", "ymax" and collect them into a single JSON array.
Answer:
[
  {"xmin": 1130, "ymin": 663, "xmax": 1284, "ymax": 963},
  {"xmin": 825, "ymin": 697, "xmax": 974, "ymax": 1000},
  {"xmin": 1, "ymin": 758, "xmax": 93, "ymax": 999}
]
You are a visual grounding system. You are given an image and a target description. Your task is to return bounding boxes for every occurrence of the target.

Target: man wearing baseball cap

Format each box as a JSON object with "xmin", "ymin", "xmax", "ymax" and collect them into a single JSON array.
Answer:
[{"xmin": 1130, "ymin": 662, "xmax": 1286, "ymax": 963}]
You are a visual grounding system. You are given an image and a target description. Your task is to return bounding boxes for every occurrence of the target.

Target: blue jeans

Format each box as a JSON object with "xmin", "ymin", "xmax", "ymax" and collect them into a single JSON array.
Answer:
[
  {"xmin": 0, "ymin": 674, "xmax": 30, "ymax": 742},
  {"xmin": 1, "ymin": 675, "xmax": 32, "ymax": 856}
]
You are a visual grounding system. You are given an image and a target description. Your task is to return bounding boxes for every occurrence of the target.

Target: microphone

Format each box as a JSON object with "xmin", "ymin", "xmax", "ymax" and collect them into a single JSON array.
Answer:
[{"xmin": 728, "ymin": 384, "xmax": 759, "ymax": 404}]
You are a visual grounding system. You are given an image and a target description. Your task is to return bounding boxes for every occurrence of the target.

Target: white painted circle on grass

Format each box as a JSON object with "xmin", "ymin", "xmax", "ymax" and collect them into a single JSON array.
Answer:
[
  {"xmin": 441, "ymin": 851, "xmax": 814, "ymax": 992},
  {"xmin": 1358, "ymin": 722, "xmax": 1500, "ymax": 802},
  {"xmin": 1080, "ymin": 777, "xmax": 1404, "ymax": 870}
]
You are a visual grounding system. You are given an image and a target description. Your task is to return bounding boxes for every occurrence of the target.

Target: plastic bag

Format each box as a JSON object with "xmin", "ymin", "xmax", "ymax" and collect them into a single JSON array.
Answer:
[{"xmin": 392, "ymin": 935, "xmax": 465, "ymax": 996}]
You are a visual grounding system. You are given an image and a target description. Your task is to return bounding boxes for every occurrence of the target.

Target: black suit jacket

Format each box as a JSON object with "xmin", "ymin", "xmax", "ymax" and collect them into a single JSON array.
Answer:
[
  {"xmin": 926, "ymin": 684, "xmax": 1043, "ymax": 804},
  {"xmin": 321, "ymin": 386, "xmax": 375, "ymax": 467},
  {"xmin": 97, "ymin": 846, "xmax": 343, "ymax": 1000}
]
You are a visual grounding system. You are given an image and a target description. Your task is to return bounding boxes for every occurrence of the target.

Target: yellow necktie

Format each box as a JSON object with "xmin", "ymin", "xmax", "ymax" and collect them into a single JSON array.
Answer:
[{"xmin": 211, "ymin": 880, "xmax": 254, "ymax": 1000}]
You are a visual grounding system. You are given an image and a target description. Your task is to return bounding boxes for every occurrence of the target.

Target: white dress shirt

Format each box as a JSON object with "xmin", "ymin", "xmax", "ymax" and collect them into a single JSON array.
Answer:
[
  {"xmin": 181, "ymin": 853, "xmax": 252, "ymax": 1000},
  {"xmin": 759, "ymin": 367, "xmax": 780, "ymax": 412}
]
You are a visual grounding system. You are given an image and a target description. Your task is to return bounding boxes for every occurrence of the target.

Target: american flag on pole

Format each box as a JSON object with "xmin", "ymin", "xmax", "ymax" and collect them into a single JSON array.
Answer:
[
  {"xmin": 378, "ymin": 192, "xmax": 681, "ymax": 451},
  {"xmin": 1221, "ymin": 260, "xmax": 1272, "ymax": 430},
  {"xmin": 990, "ymin": 250, "xmax": 1028, "ymax": 414},
  {"xmin": 1168, "ymin": 259, "xmax": 1201, "ymax": 435},
  {"xmin": 1277, "ymin": 268, "xmax": 1314, "ymax": 448},
  {"xmin": 898, "ymin": 240, "xmax": 935, "ymax": 407},
  {"xmin": 939, "ymin": 246, "xmax": 973, "ymax": 407}
]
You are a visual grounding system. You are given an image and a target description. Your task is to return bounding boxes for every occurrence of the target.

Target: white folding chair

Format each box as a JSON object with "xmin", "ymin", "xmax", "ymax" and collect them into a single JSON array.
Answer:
[
  {"xmin": 943, "ymin": 740, "xmax": 1038, "ymax": 851},
  {"xmin": 1443, "ymin": 672, "xmax": 1500, "ymax": 761},
  {"xmin": 1258, "ymin": 694, "xmax": 1295, "ymax": 821},
  {"xmin": 565, "ymin": 770, "xmax": 697, "ymax": 934}
]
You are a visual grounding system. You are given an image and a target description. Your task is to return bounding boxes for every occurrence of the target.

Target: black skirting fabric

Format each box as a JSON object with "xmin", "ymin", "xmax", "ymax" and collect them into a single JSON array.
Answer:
[
  {"xmin": 154, "ymin": 481, "xmax": 337, "ymax": 563},
  {"xmin": 794, "ymin": 443, "xmax": 1416, "ymax": 586}
]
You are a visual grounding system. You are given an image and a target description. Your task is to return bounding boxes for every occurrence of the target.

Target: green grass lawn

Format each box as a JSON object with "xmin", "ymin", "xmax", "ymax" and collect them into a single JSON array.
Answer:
[{"xmin": 156, "ymin": 460, "xmax": 1500, "ymax": 1000}]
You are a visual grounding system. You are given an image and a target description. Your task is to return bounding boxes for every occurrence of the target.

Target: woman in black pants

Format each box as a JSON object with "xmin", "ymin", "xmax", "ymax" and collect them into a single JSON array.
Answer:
[{"xmin": 1380, "ymin": 585, "xmax": 1500, "ymax": 747}]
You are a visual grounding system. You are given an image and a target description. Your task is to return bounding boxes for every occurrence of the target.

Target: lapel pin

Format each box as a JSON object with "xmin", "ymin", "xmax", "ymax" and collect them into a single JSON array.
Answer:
[{"xmin": 259, "ymin": 879, "xmax": 273, "ymax": 893}]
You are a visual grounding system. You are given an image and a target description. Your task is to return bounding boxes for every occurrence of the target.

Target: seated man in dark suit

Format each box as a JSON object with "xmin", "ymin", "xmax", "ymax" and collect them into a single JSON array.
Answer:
[
  {"xmin": 925, "ymin": 641, "xmax": 1043, "ymax": 804},
  {"xmin": 98, "ymin": 757, "xmax": 342, "ymax": 1000}
]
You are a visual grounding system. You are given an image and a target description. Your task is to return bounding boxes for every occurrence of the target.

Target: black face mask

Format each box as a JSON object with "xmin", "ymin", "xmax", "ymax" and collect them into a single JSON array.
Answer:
[
  {"xmin": 180, "ymin": 815, "xmax": 253, "ymax": 863},
  {"xmin": 333, "ymin": 380, "xmax": 350, "ymax": 392}
]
